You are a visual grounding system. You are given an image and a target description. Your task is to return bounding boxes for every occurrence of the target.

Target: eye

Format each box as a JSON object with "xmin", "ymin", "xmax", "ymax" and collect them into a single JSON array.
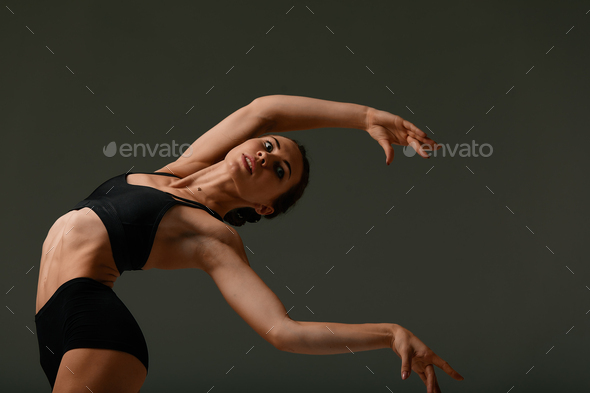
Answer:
[
  {"xmin": 264, "ymin": 140, "xmax": 284, "ymax": 179},
  {"xmin": 275, "ymin": 165, "xmax": 284, "ymax": 179}
]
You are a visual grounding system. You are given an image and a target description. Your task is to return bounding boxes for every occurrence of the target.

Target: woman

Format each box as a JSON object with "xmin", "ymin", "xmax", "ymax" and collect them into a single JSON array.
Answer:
[{"xmin": 35, "ymin": 94, "xmax": 462, "ymax": 393}]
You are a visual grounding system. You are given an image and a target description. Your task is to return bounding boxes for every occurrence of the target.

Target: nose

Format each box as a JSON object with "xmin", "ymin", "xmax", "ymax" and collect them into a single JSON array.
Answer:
[{"xmin": 257, "ymin": 150, "xmax": 275, "ymax": 166}]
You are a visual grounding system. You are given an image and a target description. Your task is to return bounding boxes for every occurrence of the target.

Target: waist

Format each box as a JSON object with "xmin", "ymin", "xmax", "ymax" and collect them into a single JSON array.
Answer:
[
  {"xmin": 35, "ymin": 277, "xmax": 113, "ymax": 319},
  {"xmin": 42, "ymin": 208, "xmax": 122, "ymax": 273}
]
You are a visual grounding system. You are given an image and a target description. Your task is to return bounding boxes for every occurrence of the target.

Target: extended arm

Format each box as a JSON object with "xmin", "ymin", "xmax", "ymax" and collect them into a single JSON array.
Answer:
[
  {"xmin": 201, "ymin": 230, "xmax": 393, "ymax": 351},
  {"xmin": 202, "ymin": 231, "xmax": 463, "ymax": 391}
]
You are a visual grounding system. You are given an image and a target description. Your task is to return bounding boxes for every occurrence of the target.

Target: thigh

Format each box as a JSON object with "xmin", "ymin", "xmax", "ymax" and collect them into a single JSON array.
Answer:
[{"xmin": 53, "ymin": 348, "xmax": 146, "ymax": 393}]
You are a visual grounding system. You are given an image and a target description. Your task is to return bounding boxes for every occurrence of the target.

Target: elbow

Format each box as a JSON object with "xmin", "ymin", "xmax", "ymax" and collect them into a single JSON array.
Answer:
[
  {"xmin": 272, "ymin": 319, "xmax": 299, "ymax": 353},
  {"xmin": 249, "ymin": 96, "xmax": 271, "ymax": 111},
  {"xmin": 273, "ymin": 337, "xmax": 293, "ymax": 353},
  {"xmin": 273, "ymin": 337, "xmax": 285, "ymax": 352},
  {"xmin": 249, "ymin": 97, "xmax": 277, "ymax": 134},
  {"xmin": 251, "ymin": 94, "xmax": 280, "ymax": 104},
  {"xmin": 249, "ymin": 95, "xmax": 277, "ymax": 113},
  {"xmin": 271, "ymin": 330, "xmax": 287, "ymax": 352}
]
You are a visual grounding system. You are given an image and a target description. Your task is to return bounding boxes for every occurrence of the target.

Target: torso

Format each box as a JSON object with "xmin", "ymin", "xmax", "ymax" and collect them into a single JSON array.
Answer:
[{"xmin": 35, "ymin": 171, "xmax": 234, "ymax": 315}]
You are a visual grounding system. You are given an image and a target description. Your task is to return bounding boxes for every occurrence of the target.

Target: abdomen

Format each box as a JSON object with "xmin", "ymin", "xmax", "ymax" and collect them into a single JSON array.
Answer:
[{"xmin": 36, "ymin": 208, "xmax": 121, "ymax": 314}]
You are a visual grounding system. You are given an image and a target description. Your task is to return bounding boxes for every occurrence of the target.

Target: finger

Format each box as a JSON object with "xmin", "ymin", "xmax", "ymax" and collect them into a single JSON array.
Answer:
[
  {"xmin": 377, "ymin": 139, "xmax": 395, "ymax": 165},
  {"xmin": 403, "ymin": 119, "xmax": 426, "ymax": 137},
  {"xmin": 413, "ymin": 138, "xmax": 438, "ymax": 156},
  {"xmin": 406, "ymin": 132, "xmax": 443, "ymax": 153},
  {"xmin": 410, "ymin": 133, "xmax": 441, "ymax": 150},
  {"xmin": 434, "ymin": 375, "xmax": 441, "ymax": 393},
  {"xmin": 426, "ymin": 365, "xmax": 442, "ymax": 393},
  {"xmin": 400, "ymin": 348, "xmax": 412, "ymax": 380},
  {"xmin": 407, "ymin": 136, "xmax": 429, "ymax": 159},
  {"xmin": 416, "ymin": 370, "xmax": 428, "ymax": 386},
  {"xmin": 424, "ymin": 364, "xmax": 436, "ymax": 393},
  {"xmin": 432, "ymin": 353, "xmax": 464, "ymax": 381}
]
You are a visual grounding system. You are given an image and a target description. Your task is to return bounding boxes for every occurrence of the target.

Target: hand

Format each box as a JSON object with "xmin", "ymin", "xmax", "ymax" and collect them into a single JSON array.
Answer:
[
  {"xmin": 365, "ymin": 108, "xmax": 441, "ymax": 163},
  {"xmin": 389, "ymin": 324, "xmax": 464, "ymax": 393}
]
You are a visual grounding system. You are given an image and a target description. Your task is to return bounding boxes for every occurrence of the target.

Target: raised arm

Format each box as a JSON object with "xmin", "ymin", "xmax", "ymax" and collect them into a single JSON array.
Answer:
[
  {"xmin": 162, "ymin": 95, "xmax": 440, "ymax": 176},
  {"xmin": 162, "ymin": 95, "xmax": 366, "ymax": 177},
  {"xmin": 256, "ymin": 94, "xmax": 441, "ymax": 163}
]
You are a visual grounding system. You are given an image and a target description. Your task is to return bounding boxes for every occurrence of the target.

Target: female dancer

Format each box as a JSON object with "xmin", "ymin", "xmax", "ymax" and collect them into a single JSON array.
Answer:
[{"xmin": 35, "ymin": 94, "xmax": 462, "ymax": 393}]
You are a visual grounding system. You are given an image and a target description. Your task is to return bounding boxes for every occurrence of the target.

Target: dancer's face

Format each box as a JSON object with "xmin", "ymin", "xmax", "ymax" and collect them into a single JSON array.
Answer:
[{"xmin": 227, "ymin": 135, "xmax": 303, "ymax": 215}]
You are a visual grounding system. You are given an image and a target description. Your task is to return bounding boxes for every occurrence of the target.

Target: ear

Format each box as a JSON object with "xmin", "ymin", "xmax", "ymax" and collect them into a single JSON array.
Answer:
[{"xmin": 254, "ymin": 203, "xmax": 274, "ymax": 216}]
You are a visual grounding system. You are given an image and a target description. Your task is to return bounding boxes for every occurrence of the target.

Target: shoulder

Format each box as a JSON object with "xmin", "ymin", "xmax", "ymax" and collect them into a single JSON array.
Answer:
[
  {"xmin": 197, "ymin": 219, "xmax": 251, "ymax": 272},
  {"xmin": 209, "ymin": 220, "xmax": 245, "ymax": 251}
]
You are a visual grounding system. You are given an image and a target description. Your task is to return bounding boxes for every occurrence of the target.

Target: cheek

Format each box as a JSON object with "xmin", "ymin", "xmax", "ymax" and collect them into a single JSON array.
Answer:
[{"xmin": 257, "ymin": 174, "xmax": 284, "ymax": 197}]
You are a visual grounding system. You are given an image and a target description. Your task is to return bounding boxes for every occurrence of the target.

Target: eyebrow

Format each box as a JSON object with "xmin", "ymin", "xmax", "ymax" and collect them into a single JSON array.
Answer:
[{"xmin": 271, "ymin": 136, "xmax": 291, "ymax": 180}]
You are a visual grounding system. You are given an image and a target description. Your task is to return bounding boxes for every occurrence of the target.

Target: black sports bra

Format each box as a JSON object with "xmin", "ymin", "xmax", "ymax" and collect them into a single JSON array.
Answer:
[{"xmin": 69, "ymin": 171, "xmax": 224, "ymax": 275}]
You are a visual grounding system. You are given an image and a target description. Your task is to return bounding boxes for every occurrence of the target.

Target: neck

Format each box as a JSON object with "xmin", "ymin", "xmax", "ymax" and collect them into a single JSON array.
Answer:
[{"xmin": 170, "ymin": 161, "xmax": 251, "ymax": 219}]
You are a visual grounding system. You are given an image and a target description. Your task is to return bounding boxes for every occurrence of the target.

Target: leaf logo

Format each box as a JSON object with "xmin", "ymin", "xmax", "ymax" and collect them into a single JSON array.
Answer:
[
  {"xmin": 402, "ymin": 145, "xmax": 417, "ymax": 157},
  {"xmin": 103, "ymin": 141, "xmax": 117, "ymax": 157}
]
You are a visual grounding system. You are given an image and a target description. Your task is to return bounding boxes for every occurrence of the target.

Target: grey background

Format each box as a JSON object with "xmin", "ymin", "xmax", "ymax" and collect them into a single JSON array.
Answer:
[{"xmin": 1, "ymin": 1, "xmax": 589, "ymax": 392}]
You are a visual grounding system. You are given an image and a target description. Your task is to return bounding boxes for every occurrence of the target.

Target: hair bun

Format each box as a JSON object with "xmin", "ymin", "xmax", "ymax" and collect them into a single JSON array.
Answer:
[{"xmin": 224, "ymin": 207, "xmax": 261, "ymax": 227}]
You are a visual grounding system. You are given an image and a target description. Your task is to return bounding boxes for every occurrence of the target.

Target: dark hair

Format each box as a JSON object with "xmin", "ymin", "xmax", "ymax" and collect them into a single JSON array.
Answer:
[{"xmin": 224, "ymin": 137, "xmax": 310, "ymax": 226}]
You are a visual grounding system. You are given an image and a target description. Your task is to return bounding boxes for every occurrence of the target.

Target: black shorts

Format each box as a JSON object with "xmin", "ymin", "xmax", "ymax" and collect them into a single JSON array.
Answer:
[{"xmin": 34, "ymin": 277, "xmax": 149, "ymax": 389}]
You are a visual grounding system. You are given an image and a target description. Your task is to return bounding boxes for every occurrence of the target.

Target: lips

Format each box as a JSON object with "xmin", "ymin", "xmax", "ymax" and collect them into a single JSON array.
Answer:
[{"xmin": 242, "ymin": 154, "xmax": 254, "ymax": 174}]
